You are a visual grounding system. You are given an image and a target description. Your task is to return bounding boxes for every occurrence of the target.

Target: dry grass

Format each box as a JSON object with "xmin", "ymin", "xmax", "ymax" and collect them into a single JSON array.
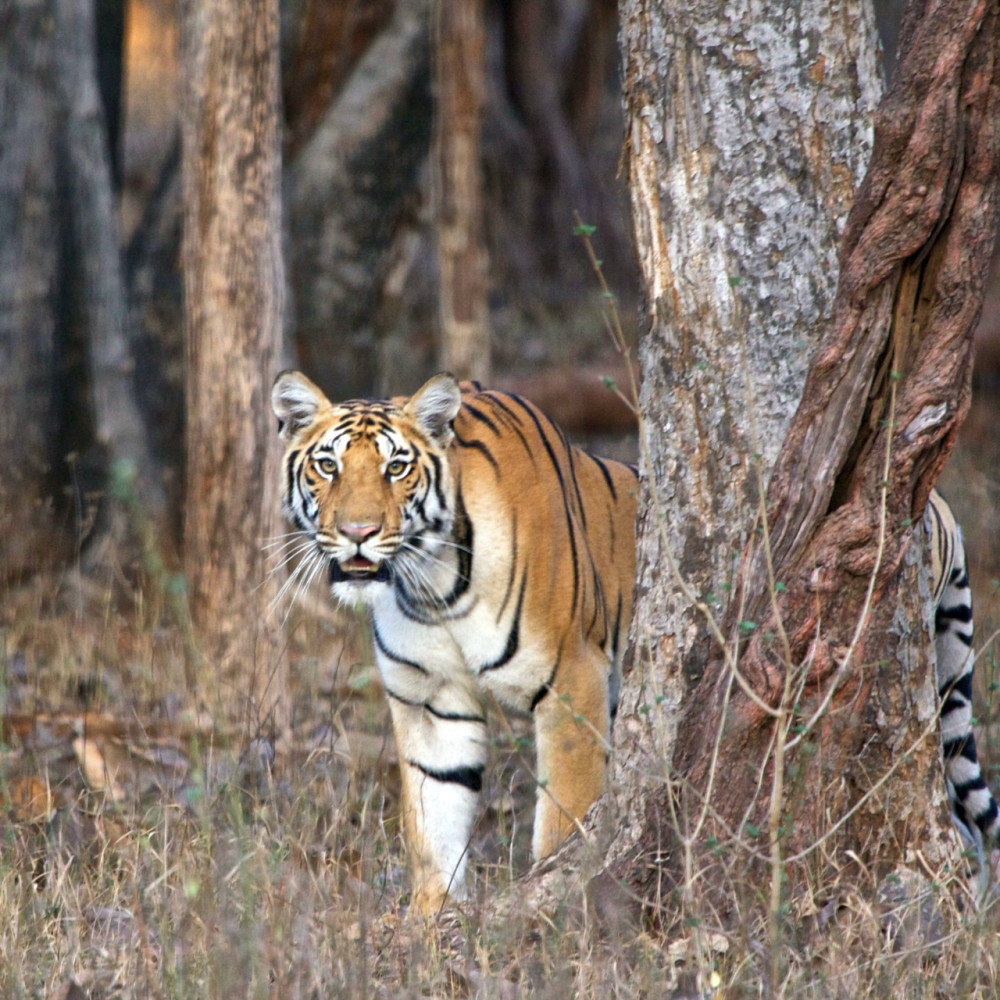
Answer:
[
  {"xmin": 2, "ymin": 393, "xmax": 1000, "ymax": 998},
  {"xmin": 0, "ymin": 562, "xmax": 610, "ymax": 999}
]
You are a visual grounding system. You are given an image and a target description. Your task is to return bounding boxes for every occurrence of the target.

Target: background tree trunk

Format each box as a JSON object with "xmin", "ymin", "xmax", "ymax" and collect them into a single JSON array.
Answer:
[
  {"xmin": 0, "ymin": 0, "xmax": 161, "ymax": 583},
  {"xmin": 607, "ymin": 0, "xmax": 1000, "ymax": 925},
  {"xmin": 0, "ymin": 3, "xmax": 72, "ymax": 578},
  {"xmin": 179, "ymin": 0, "xmax": 287, "ymax": 725},
  {"xmin": 58, "ymin": 0, "xmax": 165, "ymax": 538},
  {"xmin": 288, "ymin": 0, "xmax": 432, "ymax": 400},
  {"xmin": 434, "ymin": 0, "xmax": 492, "ymax": 381},
  {"xmin": 0, "ymin": 0, "xmax": 69, "ymax": 582}
]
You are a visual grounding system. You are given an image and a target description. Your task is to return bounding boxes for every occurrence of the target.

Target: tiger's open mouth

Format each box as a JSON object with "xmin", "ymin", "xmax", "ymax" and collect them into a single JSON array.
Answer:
[{"xmin": 330, "ymin": 557, "xmax": 391, "ymax": 584}]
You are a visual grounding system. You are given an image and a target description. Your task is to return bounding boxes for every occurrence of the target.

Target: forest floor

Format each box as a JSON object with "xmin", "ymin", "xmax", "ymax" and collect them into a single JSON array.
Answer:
[{"xmin": 2, "ymin": 386, "xmax": 1000, "ymax": 999}]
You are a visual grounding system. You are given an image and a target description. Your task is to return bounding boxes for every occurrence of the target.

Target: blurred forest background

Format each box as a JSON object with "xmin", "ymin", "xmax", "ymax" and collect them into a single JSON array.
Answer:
[
  {"xmin": 1, "ymin": 0, "xmax": 1000, "ymax": 994},
  {"xmin": 3, "ymin": 0, "xmax": 641, "ymax": 585},
  {"xmin": 2, "ymin": 0, "xmax": 999, "ymax": 584}
]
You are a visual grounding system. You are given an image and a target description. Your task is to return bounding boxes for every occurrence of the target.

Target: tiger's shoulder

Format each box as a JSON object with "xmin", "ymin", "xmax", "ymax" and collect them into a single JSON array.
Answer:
[{"xmin": 446, "ymin": 380, "xmax": 638, "ymax": 510}]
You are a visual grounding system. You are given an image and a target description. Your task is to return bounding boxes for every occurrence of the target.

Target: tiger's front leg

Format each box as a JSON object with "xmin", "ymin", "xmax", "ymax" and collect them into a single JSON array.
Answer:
[{"xmin": 377, "ymin": 648, "xmax": 488, "ymax": 913}]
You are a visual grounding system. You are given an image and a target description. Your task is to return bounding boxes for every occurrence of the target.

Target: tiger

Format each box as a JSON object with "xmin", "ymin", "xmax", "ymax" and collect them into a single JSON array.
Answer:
[
  {"xmin": 271, "ymin": 370, "xmax": 638, "ymax": 912},
  {"xmin": 926, "ymin": 489, "xmax": 999, "ymax": 862}
]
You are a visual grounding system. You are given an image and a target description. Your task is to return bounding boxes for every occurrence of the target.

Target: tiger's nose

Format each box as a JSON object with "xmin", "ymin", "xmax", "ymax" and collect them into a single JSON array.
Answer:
[{"xmin": 339, "ymin": 522, "xmax": 381, "ymax": 544}]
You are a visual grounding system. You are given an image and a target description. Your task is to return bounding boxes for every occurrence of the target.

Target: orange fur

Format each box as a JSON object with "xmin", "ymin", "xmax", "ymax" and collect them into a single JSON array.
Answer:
[{"xmin": 273, "ymin": 372, "xmax": 638, "ymax": 908}]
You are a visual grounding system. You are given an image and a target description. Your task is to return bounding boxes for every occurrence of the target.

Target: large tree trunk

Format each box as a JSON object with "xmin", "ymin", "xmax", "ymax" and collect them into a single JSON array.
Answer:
[
  {"xmin": 179, "ymin": 0, "xmax": 286, "ymax": 724},
  {"xmin": 433, "ymin": 0, "xmax": 492, "ymax": 381},
  {"xmin": 609, "ymin": 0, "xmax": 1000, "ymax": 933},
  {"xmin": 680, "ymin": 0, "xmax": 1000, "ymax": 865},
  {"xmin": 609, "ymin": 0, "xmax": 881, "ymax": 864}
]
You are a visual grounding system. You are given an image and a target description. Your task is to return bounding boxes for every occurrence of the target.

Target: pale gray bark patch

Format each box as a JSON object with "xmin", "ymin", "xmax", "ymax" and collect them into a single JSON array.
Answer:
[{"xmin": 626, "ymin": 0, "xmax": 881, "ymax": 466}]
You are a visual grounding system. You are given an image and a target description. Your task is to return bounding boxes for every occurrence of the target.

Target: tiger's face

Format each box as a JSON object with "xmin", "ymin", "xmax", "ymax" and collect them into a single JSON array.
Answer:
[{"xmin": 271, "ymin": 371, "xmax": 462, "ymax": 606}]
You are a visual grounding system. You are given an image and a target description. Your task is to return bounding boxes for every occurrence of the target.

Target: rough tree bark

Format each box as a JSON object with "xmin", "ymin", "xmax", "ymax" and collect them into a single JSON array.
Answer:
[
  {"xmin": 179, "ymin": 0, "xmax": 287, "ymax": 724},
  {"xmin": 434, "ymin": 0, "xmax": 492, "ymax": 381},
  {"xmin": 607, "ymin": 0, "xmax": 881, "ymax": 867},
  {"xmin": 609, "ymin": 0, "xmax": 1000, "ymax": 921}
]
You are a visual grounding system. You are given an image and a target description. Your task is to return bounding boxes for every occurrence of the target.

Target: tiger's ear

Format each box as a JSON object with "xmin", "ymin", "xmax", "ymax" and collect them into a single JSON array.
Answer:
[
  {"xmin": 272, "ymin": 370, "xmax": 329, "ymax": 441},
  {"xmin": 405, "ymin": 373, "xmax": 462, "ymax": 445}
]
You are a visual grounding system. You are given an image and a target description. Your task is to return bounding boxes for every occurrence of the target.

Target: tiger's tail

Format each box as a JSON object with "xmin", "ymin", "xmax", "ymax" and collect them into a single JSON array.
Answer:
[{"xmin": 930, "ymin": 498, "xmax": 1000, "ymax": 856}]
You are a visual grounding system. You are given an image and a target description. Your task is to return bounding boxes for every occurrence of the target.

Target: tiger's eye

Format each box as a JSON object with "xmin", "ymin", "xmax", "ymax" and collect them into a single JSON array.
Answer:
[
  {"xmin": 315, "ymin": 457, "xmax": 337, "ymax": 477},
  {"xmin": 386, "ymin": 459, "xmax": 408, "ymax": 477}
]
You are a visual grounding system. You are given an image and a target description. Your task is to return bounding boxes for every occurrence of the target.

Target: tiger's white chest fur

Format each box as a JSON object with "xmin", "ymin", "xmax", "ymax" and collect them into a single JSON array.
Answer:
[{"xmin": 368, "ymin": 489, "xmax": 554, "ymax": 713}]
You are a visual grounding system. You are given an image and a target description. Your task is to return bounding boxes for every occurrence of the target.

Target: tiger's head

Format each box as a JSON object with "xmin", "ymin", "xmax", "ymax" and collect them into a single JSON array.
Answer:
[{"xmin": 271, "ymin": 371, "xmax": 462, "ymax": 606}]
